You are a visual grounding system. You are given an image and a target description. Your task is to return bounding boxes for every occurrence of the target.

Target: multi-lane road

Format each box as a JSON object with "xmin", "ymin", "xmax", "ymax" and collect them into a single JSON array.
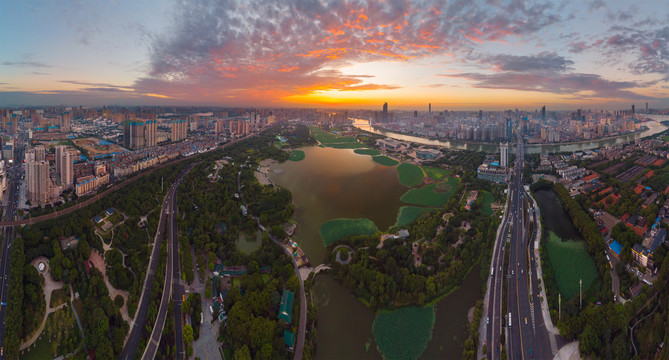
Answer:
[
  {"xmin": 485, "ymin": 135, "xmax": 554, "ymax": 359},
  {"xmin": 0, "ymin": 143, "xmax": 24, "ymax": 359}
]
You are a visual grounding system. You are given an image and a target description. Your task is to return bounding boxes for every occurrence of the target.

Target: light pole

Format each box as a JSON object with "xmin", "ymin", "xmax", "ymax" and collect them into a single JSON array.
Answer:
[{"xmin": 579, "ymin": 279, "xmax": 582, "ymax": 309}]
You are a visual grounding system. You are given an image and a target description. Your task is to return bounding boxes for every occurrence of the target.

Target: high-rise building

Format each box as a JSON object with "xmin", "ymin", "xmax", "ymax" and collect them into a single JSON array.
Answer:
[
  {"xmin": 631, "ymin": 104, "xmax": 635, "ymax": 114},
  {"xmin": 60, "ymin": 111, "xmax": 72, "ymax": 132},
  {"xmin": 382, "ymin": 102, "xmax": 388, "ymax": 123},
  {"xmin": 124, "ymin": 119, "xmax": 157, "ymax": 149},
  {"xmin": 500, "ymin": 143, "xmax": 508, "ymax": 168},
  {"xmin": 505, "ymin": 118, "xmax": 513, "ymax": 141},
  {"xmin": 55, "ymin": 145, "xmax": 73, "ymax": 187},
  {"xmin": 171, "ymin": 119, "xmax": 187, "ymax": 142},
  {"xmin": 541, "ymin": 106, "xmax": 546, "ymax": 122},
  {"xmin": 428, "ymin": 103, "xmax": 431, "ymax": 115},
  {"xmin": 215, "ymin": 119, "xmax": 226, "ymax": 134},
  {"xmin": 34, "ymin": 145, "xmax": 46, "ymax": 161},
  {"xmin": 27, "ymin": 160, "xmax": 50, "ymax": 205},
  {"xmin": 646, "ymin": 102, "xmax": 648, "ymax": 111}
]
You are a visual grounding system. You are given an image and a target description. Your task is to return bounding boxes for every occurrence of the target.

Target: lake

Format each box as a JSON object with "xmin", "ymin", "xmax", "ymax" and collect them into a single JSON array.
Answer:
[{"xmin": 269, "ymin": 145, "xmax": 486, "ymax": 359}]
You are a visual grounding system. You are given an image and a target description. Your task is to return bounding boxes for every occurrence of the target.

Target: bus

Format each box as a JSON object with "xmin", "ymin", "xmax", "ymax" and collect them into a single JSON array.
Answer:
[
  {"xmin": 491, "ymin": 267, "xmax": 494, "ymax": 278},
  {"xmin": 508, "ymin": 313, "xmax": 512, "ymax": 327}
]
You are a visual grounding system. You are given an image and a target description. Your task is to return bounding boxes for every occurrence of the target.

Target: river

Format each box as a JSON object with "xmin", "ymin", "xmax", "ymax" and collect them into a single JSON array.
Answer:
[
  {"xmin": 352, "ymin": 116, "xmax": 668, "ymax": 154},
  {"xmin": 268, "ymin": 145, "xmax": 485, "ymax": 359}
]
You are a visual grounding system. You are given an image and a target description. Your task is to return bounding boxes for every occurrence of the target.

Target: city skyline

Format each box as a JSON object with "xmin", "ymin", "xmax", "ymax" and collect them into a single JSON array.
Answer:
[{"xmin": 1, "ymin": 0, "xmax": 668, "ymax": 109}]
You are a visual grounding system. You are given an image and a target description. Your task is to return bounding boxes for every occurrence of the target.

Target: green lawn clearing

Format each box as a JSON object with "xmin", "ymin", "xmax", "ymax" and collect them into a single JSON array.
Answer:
[
  {"xmin": 354, "ymin": 148, "xmax": 381, "ymax": 156},
  {"xmin": 319, "ymin": 218, "xmax": 380, "ymax": 246},
  {"xmin": 372, "ymin": 155, "xmax": 399, "ymax": 166},
  {"xmin": 397, "ymin": 163, "xmax": 424, "ymax": 187},
  {"xmin": 400, "ymin": 177, "xmax": 459, "ymax": 207},
  {"xmin": 288, "ymin": 149, "xmax": 305, "ymax": 161},
  {"xmin": 394, "ymin": 206, "xmax": 438, "ymax": 228},
  {"xmin": 423, "ymin": 166, "xmax": 451, "ymax": 180},
  {"xmin": 481, "ymin": 191, "xmax": 494, "ymax": 216}
]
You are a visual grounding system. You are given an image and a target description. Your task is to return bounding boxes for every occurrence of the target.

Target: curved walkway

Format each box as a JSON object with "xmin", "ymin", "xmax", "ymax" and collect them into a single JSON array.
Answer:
[
  {"xmin": 333, "ymin": 245, "xmax": 354, "ymax": 264},
  {"xmin": 20, "ymin": 258, "xmax": 72, "ymax": 351}
]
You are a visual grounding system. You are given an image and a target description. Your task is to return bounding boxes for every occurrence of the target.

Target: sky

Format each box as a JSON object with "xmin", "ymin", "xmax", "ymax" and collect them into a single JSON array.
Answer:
[{"xmin": 1, "ymin": 0, "xmax": 668, "ymax": 110}]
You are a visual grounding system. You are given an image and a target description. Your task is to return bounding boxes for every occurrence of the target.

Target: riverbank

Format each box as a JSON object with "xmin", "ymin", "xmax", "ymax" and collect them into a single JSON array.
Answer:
[{"xmin": 352, "ymin": 119, "xmax": 668, "ymax": 154}]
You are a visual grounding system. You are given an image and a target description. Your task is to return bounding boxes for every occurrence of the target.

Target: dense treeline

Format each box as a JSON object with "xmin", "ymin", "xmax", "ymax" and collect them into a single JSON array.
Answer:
[
  {"xmin": 220, "ymin": 237, "xmax": 296, "ymax": 360},
  {"xmin": 3, "ymin": 237, "xmax": 24, "ymax": 359},
  {"xmin": 177, "ymin": 124, "xmax": 305, "ymax": 283}
]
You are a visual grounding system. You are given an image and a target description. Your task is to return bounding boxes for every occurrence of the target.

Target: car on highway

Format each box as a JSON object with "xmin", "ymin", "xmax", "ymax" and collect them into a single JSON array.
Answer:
[
  {"xmin": 486, "ymin": 317, "xmax": 489, "ymax": 325},
  {"xmin": 525, "ymin": 317, "xmax": 527, "ymax": 325}
]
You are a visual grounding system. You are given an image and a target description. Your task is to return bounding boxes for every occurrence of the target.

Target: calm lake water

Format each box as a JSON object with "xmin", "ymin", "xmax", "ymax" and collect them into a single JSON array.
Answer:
[
  {"xmin": 533, "ymin": 189, "xmax": 582, "ymax": 241},
  {"xmin": 269, "ymin": 146, "xmax": 406, "ymax": 263},
  {"xmin": 269, "ymin": 146, "xmax": 486, "ymax": 359}
]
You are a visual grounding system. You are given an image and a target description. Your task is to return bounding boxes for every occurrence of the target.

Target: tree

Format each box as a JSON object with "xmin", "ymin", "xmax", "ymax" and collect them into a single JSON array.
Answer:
[
  {"xmin": 78, "ymin": 240, "xmax": 91, "ymax": 259},
  {"xmin": 183, "ymin": 324, "xmax": 194, "ymax": 346},
  {"xmin": 286, "ymin": 275, "xmax": 299, "ymax": 293}
]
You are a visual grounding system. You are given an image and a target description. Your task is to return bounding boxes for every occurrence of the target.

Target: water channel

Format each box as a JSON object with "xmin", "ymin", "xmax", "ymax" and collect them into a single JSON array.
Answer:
[
  {"xmin": 352, "ymin": 116, "xmax": 668, "ymax": 154},
  {"xmin": 268, "ymin": 145, "xmax": 484, "ymax": 359},
  {"xmin": 532, "ymin": 188, "xmax": 598, "ymax": 299}
]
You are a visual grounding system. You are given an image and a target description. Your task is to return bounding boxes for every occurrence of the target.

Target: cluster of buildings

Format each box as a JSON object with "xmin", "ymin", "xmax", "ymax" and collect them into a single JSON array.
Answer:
[
  {"xmin": 25, "ymin": 144, "xmax": 74, "ymax": 205},
  {"xmin": 353, "ymin": 103, "xmax": 644, "ymax": 144},
  {"xmin": 477, "ymin": 143, "xmax": 509, "ymax": 183}
]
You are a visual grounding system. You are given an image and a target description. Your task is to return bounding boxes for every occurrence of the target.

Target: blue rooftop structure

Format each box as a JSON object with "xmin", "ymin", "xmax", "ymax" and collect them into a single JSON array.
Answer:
[
  {"xmin": 609, "ymin": 240, "xmax": 623, "ymax": 257},
  {"xmin": 648, "ymin": 229, "xmax": 666, "ymax": 252},
  {"xmin": 491, "ymin": 161, "xmax": 500, "ymax": 167}
]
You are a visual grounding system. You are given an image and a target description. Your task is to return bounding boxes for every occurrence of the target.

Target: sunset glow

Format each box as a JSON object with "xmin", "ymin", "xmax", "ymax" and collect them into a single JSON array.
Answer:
[{"xmin": 1, "ymin": 0, "xmax": 667, "ymax": 109}]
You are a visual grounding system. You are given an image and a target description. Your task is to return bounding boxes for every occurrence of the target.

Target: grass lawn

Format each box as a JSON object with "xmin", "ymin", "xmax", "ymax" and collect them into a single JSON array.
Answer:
[
  {"xmin": 546, "ymin": 231, "xmax": 599, "ymax": 299},
  {"xmin": 319, "ymin": 218, "xmax": 379, "ymax": 246},
  {"xmin": 354, "ymin": 148, "xmax": 381, "ymax": 156},
  {"xmin": 49, "ymin": 287, "xmax": 70, "ymax": 308},
  {"xmin": 481, "ymin": 191, "xmax": 494, "ymax": 216},
  {"xmin": 373, "ymin": 306, "xmax": 436, "ymax": 360},
  {"xmin": 308, "ymin": 126, "xmax": 360, "ymax": 147},
  {"xmin": 423, "ymin": 166, "xmax": 451, "ymax": 180},
  {"xmin": 288, "ymin": 149, "xmax": 305, "ymax": 161},
  {"xmin": 372, "ymin": 155, "xmax": 399, "ymax": 166},
  {"xmin": 327, "ymin": 142, "xmax": 366, "ymax": 149},
  {"xmin": 397, "ymin": 163, "xmax": 424, "ymax": 187},
  {"xmin": 663, "ymin": 135, "xmax": 669, "ymax": 142},
  {"xmin": 394, "ymin": 206, "xmax": 438, "ymax": 228},
  {"xmin": 400, "ymin": 177, "xmax": 459, "ymax": 207},
  {"xmin": 20, "ymin": 330, "xmax": 54, "ymax": 360}
]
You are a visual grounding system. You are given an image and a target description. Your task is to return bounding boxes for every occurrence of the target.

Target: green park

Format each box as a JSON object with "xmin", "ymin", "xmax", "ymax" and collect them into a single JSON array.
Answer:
[
  {"xmin": 397, "ymin": 163, "xmax": 424, "ymax": 187},
  {"xmin": 372, "ymin": 155, "xmax": 399, "ymax": 166},
  {"xmin": 400, "ymin": 177, "xmax": 459, "ymax": 207}
]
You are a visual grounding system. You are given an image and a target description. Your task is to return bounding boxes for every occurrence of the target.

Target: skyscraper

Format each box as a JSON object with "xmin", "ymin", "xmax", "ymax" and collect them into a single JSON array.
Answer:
[
  {"xmin": 382, "ymin": 102, "xmax": 388, "ymax": 123},
  {"xmin": 541, "ymin": 106, "xmax": 546, "ymax": 122},
  {"xmin": 171, "ymin": 119, "xmax": 187, "ymax": 142},
  {"xmin": 55, "ymin": 145, "xmax": 73, "ymax": 187},
  {"xmin": 34, "ymin": 145, "xmax": 46, "ymax": 162},
  {"xmin": 428, "ymin": 103, "xmax": 431, "ymax": 115},
  {"xmin": 632, "ymin": 104, "xmax": 635, "ymax": 114},
  {"xmin": 478, "ymin": 110, "xmax": 483, "ymax": 122},
  {"xmin": 27, "ymin": 160, "xmax": 50, "ymax": 205},
  {"xmin": 500, "ymin": 143, "xmax": 508, "ymax": 168},
  {"xmin": 124, "ymin": 119, "xmax": 157, "ymax": 149}
]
